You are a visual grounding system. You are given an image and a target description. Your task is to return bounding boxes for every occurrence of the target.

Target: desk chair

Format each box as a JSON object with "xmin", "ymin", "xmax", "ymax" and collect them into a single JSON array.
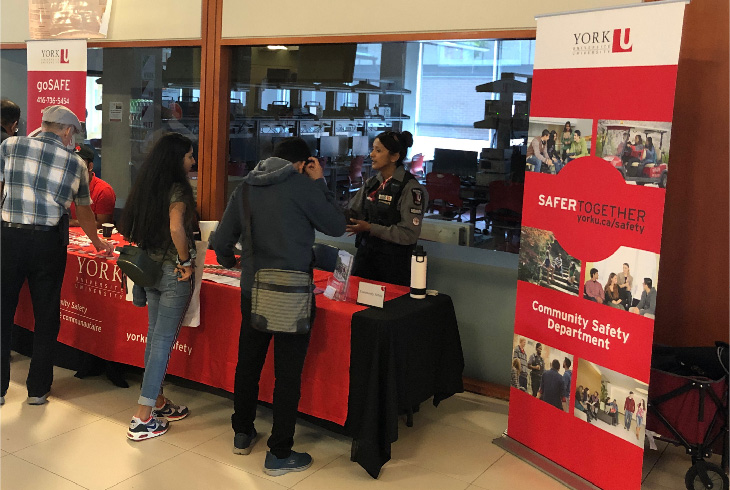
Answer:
[
  {"xmin": 335, "ymin": 156, "xmax": 364, "ymax": 203},
  {"xmin": 312, "ymin": 243, "xmax": 339, "ymax": 272},
  {"xmin": 408, "ymin": 153, "xmax": 425, "ymax": 178},
  {"xmin": 482, "ymin": 181, "xmax": 524, "ymax": 252},
  {"xmin": 425, "ymin": 172, "xmax": 466, "ymax": 221}
]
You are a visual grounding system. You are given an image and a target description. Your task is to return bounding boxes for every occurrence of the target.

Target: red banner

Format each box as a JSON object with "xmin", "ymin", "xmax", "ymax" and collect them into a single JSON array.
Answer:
[
  {"xmin": 507, "ymin": 2, "xmax": 687, "ymax": 489},
  {"xmin": 26, "ymin": 40, "xmax": 87, "ymax": 133}
]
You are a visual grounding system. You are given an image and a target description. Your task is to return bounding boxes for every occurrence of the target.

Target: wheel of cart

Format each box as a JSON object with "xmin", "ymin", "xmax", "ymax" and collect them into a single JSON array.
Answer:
[{"xmin": 648, "ymin": 342, "xmax": 729, "ymax": 490}]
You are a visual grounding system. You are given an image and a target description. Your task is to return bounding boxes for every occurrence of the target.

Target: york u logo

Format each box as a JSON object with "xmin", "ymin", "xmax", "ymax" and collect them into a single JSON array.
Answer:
[
  {"xmin": 612, "ymin": 28, "xmax": 632, "ymax": 53},
  {"xmin": 60, "ymin": 49, "xmax": 70, "ymax": 63}
]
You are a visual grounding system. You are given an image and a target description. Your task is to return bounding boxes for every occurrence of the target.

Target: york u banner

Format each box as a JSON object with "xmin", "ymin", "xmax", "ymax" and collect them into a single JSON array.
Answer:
[
  {"xmin": 506, "ymin": 2, "xmax": 687, "ymax": 489},
  {"xmin": 27, "ymin": 39, "xmax": 87, "ymax": 133}
]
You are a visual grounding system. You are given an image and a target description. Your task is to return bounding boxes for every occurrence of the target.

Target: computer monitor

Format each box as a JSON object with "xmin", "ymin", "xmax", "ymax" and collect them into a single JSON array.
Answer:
[
  {"xmin": 319, "ymin": 135, "xmax": 347, "ymax": 158},
  {"xmin": 229, "ymin": 137, "xmax": 257, "ymax": 163},
  {"xmin": 432, "ymin": 148, "xmax": 478, "ymax": 178},
  {"xmin": 300, "ymin": 134, "xmax": 318, "ymax": 156},
  {"xmin": 296, "ymin": 44, "xmax": 357, "ymax": 84},
  {"xmin": 350, "ymin": 135, "xmax": 369, "ymax": 156}
]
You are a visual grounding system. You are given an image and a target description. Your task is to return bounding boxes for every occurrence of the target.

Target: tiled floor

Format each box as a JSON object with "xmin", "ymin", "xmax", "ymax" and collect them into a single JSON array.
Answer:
[{"xmin": 0, "ymin": 353, "xmax": 721, "ymax": 489}]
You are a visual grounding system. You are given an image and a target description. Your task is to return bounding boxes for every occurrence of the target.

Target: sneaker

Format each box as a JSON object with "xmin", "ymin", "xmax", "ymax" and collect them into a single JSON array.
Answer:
[
  {"xmin": 27, "ymin": 392, "xmax": 49, "ymax": 405},
  {"xmin": 233, "ymin": 428, "xmax": 258, "ymax": 455},
  {"xmin": 264, "ymin": 450, "xmax": 313, "ymax": 476},
  {"xmin": 127, "ymin": 416, "xmax": 169, "ymax": 441},
  {"xmin": 152, "ymin": 399, "xmax": 189, "ymax": 421}
]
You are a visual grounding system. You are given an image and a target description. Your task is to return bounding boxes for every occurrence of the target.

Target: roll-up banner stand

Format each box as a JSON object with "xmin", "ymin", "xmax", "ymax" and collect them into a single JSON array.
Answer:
[
  {"xmin": 27, "ymin": 39, "xmax": 88, "ymax": 133},
  {"xmin": 501, "ymin": 2, "xmax": 687, "ymax": 489}
]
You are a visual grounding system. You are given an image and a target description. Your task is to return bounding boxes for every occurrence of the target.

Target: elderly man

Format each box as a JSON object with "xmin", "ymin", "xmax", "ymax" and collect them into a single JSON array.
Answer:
[{"xmin": 0, "ymin": 105, "xmax": 113, "ymax": 406}]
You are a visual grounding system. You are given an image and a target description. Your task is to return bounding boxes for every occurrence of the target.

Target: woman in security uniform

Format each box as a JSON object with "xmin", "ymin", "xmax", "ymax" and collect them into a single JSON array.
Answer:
[{"xmin": 346, "ymin": 130, "xmax": 428, "ymax": 286}]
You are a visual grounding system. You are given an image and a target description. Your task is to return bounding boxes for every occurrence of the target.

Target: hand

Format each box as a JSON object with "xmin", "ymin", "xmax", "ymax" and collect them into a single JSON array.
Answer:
[
  {"xmin": 175, "ymin": 264, "xmax": 193, "ymax": 282},
  {"xmin": 94, "ymin": 239, "xmax": 114, "ymax": 255},
  {"xmin": 304, "ymin": 157, "xmax": 324, "ymax": 181},
  {"xmin": 346, "ymin": 218, "xmax": 371, "ymax": 236}
]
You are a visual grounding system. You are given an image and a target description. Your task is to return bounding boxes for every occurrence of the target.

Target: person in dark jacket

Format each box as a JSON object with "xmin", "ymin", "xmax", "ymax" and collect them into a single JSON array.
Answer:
[
  {"xmin": 346, "ymin": 130, "xmax": 428, "ymax": 286},
  {"xmin": 538, "ymin": 359, "xmax": 565, "ymax": 410},
  {"xmin": 214, "ymin": 137, "xmax": 345, "ymax": 477}
]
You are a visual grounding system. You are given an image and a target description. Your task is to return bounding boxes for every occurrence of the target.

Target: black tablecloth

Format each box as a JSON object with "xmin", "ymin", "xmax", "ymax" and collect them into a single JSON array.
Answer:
[{"xmin": 345, "ymin": 293, "xmax": 465, "ymax": 478}]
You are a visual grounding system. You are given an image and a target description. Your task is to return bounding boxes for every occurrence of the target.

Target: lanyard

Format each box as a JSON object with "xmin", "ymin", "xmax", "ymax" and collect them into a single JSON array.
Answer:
[{"xmin": 367, "ymin": 177, "xmax": 391, "ymax": 201}]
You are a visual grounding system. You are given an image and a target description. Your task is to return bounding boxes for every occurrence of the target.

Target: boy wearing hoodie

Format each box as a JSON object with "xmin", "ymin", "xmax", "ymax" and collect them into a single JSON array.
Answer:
[{"xmin": 214, "ymin": 138, "xmax": 346, "ymax": 476}]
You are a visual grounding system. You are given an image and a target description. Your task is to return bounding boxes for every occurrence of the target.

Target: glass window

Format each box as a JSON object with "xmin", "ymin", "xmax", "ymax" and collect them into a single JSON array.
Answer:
[
  {"xmin": 1, "ymin": 47, "xmax": 201, "ymax": 211},
  {"xmin": 226, "ymin": 39, "xmax": 535, "ymax": 253}
]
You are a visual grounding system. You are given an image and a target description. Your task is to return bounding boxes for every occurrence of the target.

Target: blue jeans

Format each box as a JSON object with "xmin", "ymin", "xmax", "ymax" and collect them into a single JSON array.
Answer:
[
  {"xmin": 138, "ymin": 264, "xmax": 194, "ymax": 406},
  {"xmin": 526, "ymin": 156, "xmax": 542, "ymax": 173},
  {"xmin": 625, "ymin": 410, "xmax": 633, "ymax": 429}
]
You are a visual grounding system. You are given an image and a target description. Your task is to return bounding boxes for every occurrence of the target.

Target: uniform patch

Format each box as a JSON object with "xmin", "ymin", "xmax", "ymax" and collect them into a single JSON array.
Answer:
[
  {"xmin": 412, "ymin": 217, "xmax": 420, "ymax": 226},
  {"xmin": 410, "ymin": 208, "xmax": 422, "ymax": 215},
  {"xmin": 378, "ymin": 194, "xmax": 393, "ymax": 202},
  {"xmin": 411, "ymin": 189, "xmax": 423, "ymax": 205}
]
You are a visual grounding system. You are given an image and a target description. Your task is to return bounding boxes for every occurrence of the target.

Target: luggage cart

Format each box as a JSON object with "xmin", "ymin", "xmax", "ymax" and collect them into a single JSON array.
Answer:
[{"xmin": 647, "ymin": 343, "xmax": 729, "ymax": 490}]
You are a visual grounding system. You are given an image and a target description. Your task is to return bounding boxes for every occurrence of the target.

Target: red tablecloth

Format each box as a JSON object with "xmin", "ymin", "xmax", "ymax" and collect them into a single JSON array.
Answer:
[{"xmin": 15, "ymin": 232, "xmax": 408, "ymax": 426}]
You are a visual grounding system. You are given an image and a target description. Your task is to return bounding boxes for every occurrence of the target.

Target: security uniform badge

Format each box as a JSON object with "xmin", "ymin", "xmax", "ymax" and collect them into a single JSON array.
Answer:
[{"xmin": 411, "ymin": 188, "xmax": 423, "ymax": 206}]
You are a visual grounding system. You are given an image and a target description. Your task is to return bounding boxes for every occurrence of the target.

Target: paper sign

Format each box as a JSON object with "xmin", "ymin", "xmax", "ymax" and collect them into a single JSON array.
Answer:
[
  {"xmin": 26, "ymin": 39, "xmax": 87, "ymax": 133},
  {"xmin": 109, "ymin": 102, "xmax": 123, "ymax": 122},
  {"xmin": 356, "ymin": 281, "xmax": 385, "ymax": 308}
]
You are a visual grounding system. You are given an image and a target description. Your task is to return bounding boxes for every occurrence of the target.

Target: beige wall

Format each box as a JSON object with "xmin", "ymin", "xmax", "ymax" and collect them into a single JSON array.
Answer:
[
  {"xmin": 222, "ymin": 0, "xmax": 638, "ymax": 39},
  {"xmin": 576, "ymin": 359, "xmax": 602, "ymax": 398},
  {"xmin": 1, "ymin": 0, "xmax": 202, "ymax": 43}
]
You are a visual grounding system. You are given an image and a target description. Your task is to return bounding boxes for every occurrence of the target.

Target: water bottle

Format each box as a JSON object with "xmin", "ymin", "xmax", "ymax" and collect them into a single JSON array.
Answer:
[{"xmin": 410, "ymin": 245, "xmax": 427, "ymax": 299}]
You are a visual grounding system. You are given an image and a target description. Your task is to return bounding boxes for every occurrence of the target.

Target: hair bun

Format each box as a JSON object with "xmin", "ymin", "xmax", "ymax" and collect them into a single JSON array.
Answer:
[{"xmin": 400, "ymin": 130, "xmax": 414, "ymax": 149}]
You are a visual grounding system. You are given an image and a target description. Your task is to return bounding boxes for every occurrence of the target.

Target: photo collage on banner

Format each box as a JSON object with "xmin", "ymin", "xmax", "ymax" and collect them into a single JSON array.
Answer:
[{"xmin": 506, "ymin": 2, "xmax": 687, "ymax": 489}]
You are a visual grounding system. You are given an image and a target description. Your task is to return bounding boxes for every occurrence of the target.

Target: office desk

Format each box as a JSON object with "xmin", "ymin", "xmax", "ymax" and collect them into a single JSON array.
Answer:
[
  {"xmin": 13, "ymin": 234, "xmax": 463, "ymax": 478},
  {"xmin": 460, "ymin": 185, "xmax": 489, "ymax": 225}
]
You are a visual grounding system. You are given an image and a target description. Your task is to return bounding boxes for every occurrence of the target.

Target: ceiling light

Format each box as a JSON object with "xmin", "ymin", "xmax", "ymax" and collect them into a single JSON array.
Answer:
[{"xmin": 267, "ymin": 45, "xmax": 287, "ymax": 51}]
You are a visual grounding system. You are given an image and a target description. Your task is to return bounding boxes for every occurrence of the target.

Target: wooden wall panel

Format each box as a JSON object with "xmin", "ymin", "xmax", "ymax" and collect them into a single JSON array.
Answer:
[{"xmin": 654, "ymin": 0, "xmax": 729, "ymax": 346}]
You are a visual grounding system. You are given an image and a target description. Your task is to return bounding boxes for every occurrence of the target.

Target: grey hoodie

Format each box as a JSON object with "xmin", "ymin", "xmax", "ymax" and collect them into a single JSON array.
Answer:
[{"xmin": 214, "ymin": 157, "xmax": 346, "ymax": 293}]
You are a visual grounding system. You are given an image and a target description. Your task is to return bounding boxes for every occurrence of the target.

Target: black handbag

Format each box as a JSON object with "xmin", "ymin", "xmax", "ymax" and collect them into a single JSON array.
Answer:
[{"xmin": 116, "ymin": 245, "xmax": 163, "ymax": 288}]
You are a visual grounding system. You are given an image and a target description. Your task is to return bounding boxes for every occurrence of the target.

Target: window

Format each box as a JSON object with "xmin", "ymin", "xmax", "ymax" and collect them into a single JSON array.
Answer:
[{"xmin": 225, "ymin": 39, "xmax": 534, "ymax": 252}]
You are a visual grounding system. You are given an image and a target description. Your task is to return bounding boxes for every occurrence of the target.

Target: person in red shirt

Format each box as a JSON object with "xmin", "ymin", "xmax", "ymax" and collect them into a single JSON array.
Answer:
[
  {"xmin": 624, "ymin": 391, "xmax": 636, "ymax": 430},
  {"xmin": 584, "ymin": 268, "xmax": 604, "ymax": 304},
  {"xmin": 69, "ymin": 144, "xmax": 116, "ymax": 227}
]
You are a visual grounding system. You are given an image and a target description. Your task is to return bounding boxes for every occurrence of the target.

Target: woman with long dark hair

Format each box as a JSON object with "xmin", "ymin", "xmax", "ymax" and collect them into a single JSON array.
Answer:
[
  {"xmin": 604, "ymin": 272, "xmax": 624, "ymax": 309},
  {"xmin": 560, "ymin": 121, "xmax": 573, "ymax": 160},
  {"xmin": 119, "ymin": 132, "xmax": 197, "ymax": 441},
  {"xmin": 346, "ymin": 130, "xmax": 428, "ymax": 286}
]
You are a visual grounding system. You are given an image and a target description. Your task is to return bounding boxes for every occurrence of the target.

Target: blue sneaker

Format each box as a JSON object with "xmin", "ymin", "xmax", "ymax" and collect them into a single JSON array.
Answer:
[
  {"xmin": 152, "ymin": 399, "xmax": 189, "ymax": 421},
  {"xmin": 233, "ymin": 428, "xmax": 258, "ymax": 455},
  {"xmin": 264, "ymin": 450, "xmax": 313, "ymax": 476},
  {"xmin": 127, "ymin": 415, "xmax": 169, "ymax": 441},
  {"xmin": 27, "ymin": 392, "xmax": 49, "ymax": 405}
]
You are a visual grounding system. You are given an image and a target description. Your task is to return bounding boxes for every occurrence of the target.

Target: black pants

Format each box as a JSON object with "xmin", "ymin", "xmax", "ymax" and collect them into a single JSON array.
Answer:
[
  {"xmin": 1, "ymin": 226, "xmax": 67, "ymax": 397},
  {"xmin": 619, "ymin": 289, "xmax": 632, "ymax": 310},
  {"xmin": 530, "ymin": 373, "xmax": 542, "ymax": 397},
  {"xmin": 232, "ymin": 294, "xmax": 314, "ymax": 458},
  {"xmin": 351, "ymin": 242, "xmax": 411, "ymax": 287}
]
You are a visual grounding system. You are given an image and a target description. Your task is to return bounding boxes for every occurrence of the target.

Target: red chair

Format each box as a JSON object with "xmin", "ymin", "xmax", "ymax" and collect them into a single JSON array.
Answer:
[
  {"xmin": 336, "ymin": 156, "xmax": 364, "ymax": 202},
  {"xmin": 408, "ymin": 153, "xmax": 425, "ymax": 178},
  {"xmin": 482, "ymin": 180, "xmax": 524, "ymax": 252},
  {"xmin": 425, "ymin": 172, "xmax": 466, "ymax": 221}
]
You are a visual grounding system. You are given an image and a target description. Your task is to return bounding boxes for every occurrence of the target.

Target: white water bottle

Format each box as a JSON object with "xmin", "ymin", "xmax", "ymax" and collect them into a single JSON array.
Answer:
[{"xmin": 410, "ymin": 245, "xmax": 427, "ymax": 299}]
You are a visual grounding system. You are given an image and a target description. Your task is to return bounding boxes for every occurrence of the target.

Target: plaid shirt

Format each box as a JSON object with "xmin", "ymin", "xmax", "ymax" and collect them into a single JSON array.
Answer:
[{"xmin": 0, "ymin": 132, "xmax": 91, "ymax": 226}]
